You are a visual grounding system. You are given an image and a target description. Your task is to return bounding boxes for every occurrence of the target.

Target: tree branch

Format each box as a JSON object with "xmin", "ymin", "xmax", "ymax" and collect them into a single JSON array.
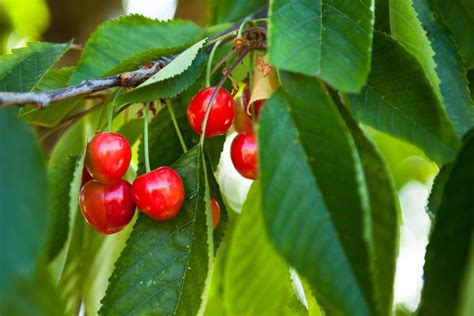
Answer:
[{"xmin": 0, "ymin": 6, "xmax": 268, "ymax": 109}]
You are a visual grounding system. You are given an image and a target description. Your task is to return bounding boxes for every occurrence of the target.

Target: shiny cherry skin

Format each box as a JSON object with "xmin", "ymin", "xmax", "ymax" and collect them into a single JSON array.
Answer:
[
  {"xmin": 85, "ymin": 132, "xmax": 131, "ymax": 184},
  {"xmin": 210, "ymin": 197, "xmax": 221, "ymax": 230},
  {"xmin": 132, "ymin": 166, "xmax": 185, "ymax": 221},
  {"xmin": 79, "ymin": 180, "xmax": 135, "ymax": 234},
  {"xmin": 187, "ymin": 87, "xmax": 235, "ymax": 137},
  {"xmin": 233, "ymin": 86, "xmax": 253, "ymax": 133},
  {"xmin": 231, "ymin": 132, "xmax": 258, "ymax": 180}
]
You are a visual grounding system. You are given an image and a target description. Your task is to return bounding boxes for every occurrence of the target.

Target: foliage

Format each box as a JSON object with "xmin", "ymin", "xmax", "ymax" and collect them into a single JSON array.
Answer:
[{"xmin": 0, "ymin": 1, "xmax": 473, "ymax": 315}]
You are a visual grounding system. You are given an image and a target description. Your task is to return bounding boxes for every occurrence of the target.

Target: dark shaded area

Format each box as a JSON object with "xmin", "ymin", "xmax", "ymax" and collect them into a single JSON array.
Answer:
[{"xmin": 43, "ymin": 0, "xmax": 123, "ymax": 43}]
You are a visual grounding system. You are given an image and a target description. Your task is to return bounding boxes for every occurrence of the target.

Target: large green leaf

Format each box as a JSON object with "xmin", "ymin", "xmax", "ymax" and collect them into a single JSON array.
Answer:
[
  {"xmin": 0, "ymin": 41, "xmax": 71, "ymax": 92},
  {"xmin": 337, "ymin": 104, "xmax": 399, "ymax": 316},
  {"xmin": 258, "ymin": 72, "xmax": 397, "ymax": 315},
  {"xmin": 69, "ymin": 15, "xmax": 202, "ymax": 84},
  {"xmin": 100, "ymin": 146, "xmax": 212, "ymax": 315},
  {"xmin": 224, "ymin": 181, "xmax": 297, "ymax": 315},
  {"xmin": 44, "ymin": 155, "xmax": 79, "ymax": 262},
  {"xmin": 20, "ymin": 67, "xmax": 82, "ymax": 127},
  {"xmin": 349, "ymin": 32, "xmax": 460, "ymax": 163},
  {"xmin": 418, "ymin": 133, "xmax": 474, "ymax": 316},
  {"xmin": 210, "ymin": 0, "xmax": 267, "ymax": 23},
  {"xmin": 114, "ymin": 51, "xmax": 206, "ymax": 105},
  {"xmin": 390, "ymin": 0, "xmax": 474, "ymax": 137},
  {"xmin": 436, "ymin": 0, "xmax": 474, "ymax": 69},
  {"xmin": 268, "ymin": 0, "xmax": 374, "ymax": 92},
  {"xmin": 0, "ymin": 108, "xmax": 50, "ymax": 302},
  {"xmin": 0, "ymin": 266, "xmax": 65, "ymax": 316}
]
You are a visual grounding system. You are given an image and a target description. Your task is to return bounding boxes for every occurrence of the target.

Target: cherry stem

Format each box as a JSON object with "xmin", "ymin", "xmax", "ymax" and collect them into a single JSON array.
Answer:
[
  {"xmin": 206, "ymin": 39, "xmax": 222, "ymax": 88},
  {"xmin": 107, "ymin": 102, "xmax": 114, "ymax": 132},
  {"xmin": 248, "ymin": 50, "xmax": 255, "ymax": 92},
  {"xmin": 166, "ymin": 99, "xmax": 187, "ymax": 153},
  {"xmin": 237, "ymin": 17, "xmax": 251, "ymax": 39},
  {"xmin": 211, "ymin": 48, "xmax": 238, "ymax": 75},
  {"xmin": 199, "ymin": 47, "xmax": 251, "ymax": 147},
  {"xmin": 144, "ymin": 102, "xmax": 151, "ymax": 173}
]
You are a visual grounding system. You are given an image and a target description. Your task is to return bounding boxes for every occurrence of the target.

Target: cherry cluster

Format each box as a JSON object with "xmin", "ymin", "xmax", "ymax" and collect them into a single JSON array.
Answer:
[
  {"xmin": 79, "ymin": 82, "xmax": 264, "ymax": 235},
  {"xmin": 80, "ymin": 132, "xmax": 220, "ymax": 234},
  {"xmin": 187, "ymin": 84, "xmax": 264, "ymax": 181}
]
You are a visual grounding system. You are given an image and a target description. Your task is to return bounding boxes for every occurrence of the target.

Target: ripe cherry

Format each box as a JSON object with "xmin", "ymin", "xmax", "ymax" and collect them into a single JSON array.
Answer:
[
  {"xmin": 187, "ymin": 87, "xmax": 235, "ymax": 137},
  {"xmin": 231, "ymin": 132, "xmax": 258, "ymax": 180},
  {"xmin": 79, "ymin": 179, "xmax": 135, "ymax": 234},
  {"xmin": 210, "ymin": 197, "xmax": 221, "ymax": 230},
  {"xmin": 132, "ymin": 166, "xmax": 185, "ymax": 221},
  {"xmin": 233, "ymin": 86, "xmax": 253, "ymax": 133},
  {"xmin": 85, "ymin": 132, "xmax": 131, "ymax": 183}
]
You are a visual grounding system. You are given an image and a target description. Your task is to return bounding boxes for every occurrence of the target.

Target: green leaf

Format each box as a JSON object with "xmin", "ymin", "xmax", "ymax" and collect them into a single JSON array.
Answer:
[
  {"xmin": 349, "ymin": 32, "xmax": 460, "ymax": 163},
  {"xmin": 105, "ymin": 47, "xmax": 184, "ymax": 75},
  {"xmin": 0, "ymin": 265, "xmax": 65, "ymax": 316},
  {"xmin": 0, "ymin": 106, "xmax": 65, "ymax": 314},
  {"xmin": 0, "ymin": 108, "xmax": 50, "ymax": 303},
  {"xmin": 116, "ymin": 118, "xmax": 144, "ymax": 146},
  {"xmin": 44, "ymin": 155, "xmax": 79, "ymax": 262},
  {"xmin": 469, "ymin": 69, "xmax": 474, "ymax": 99},
  {"xmin": 100, "ymin": 146, "xmax": 212, "ymax": 315},
  {"xmin": 436, "ymin": 0, "xmax": 474, "ymax": 69},
  {"xmin": 206, "ymin": 162, "xmax": 228, "ymax": 250},
  {"xmin": 375, "ymin": 0, "xmax": 390, "ymax": 32},
  {"xmin": 83, "ymin": 222, "xmax": 135, "ymax": 316},
  {"xmin": 224, "ymin": 181, "xmax": 296, "ymax": 315},
  {"xmin": 0, "ymin": 41, "xmax": 71, "ymax": 92},
  {"xmin": 19, "ymin": 67, "xmax": 82, "ymax": 127},
  {"xmin": 69, "ymin": 15, "xmax": 202, "ymax": 84},
  {"xmin": 337, "ymin": 104, "xmax": 400, "ymax": 316},
  {"xmin": 427, "ymin": 164, "xmax": 453, "ymax": 216},
  {"xmin": 390, "ymin": 0, "xmax": 474, "ymax": 137},
  {"xmin": 115, "ymin": 50, "xmax": 206, "ymax": 105},
  {"xmin": 418, "ymin": 133, "xmax": 474, "ymax": 316},
  {"xmin": 139, "ymin": 38, "xmax": 206, "ymax": 87},
  {"xmin": 48, "ymin": 119, "xmax": 86, "ymax": 169},
  {"xmin": 268, "ymin": 0, "xmax": 374, "ymax": 92},
  {"xmin": 204, "ymin": 134, "xmax": 225, "ymax": 171},
  {"xmin": 258, "ymin": 72, "xmax": 398, "ymax": 315},
  {"xmin": 210, "ymin": 0, "xmax": 267, "ymax": 23}
]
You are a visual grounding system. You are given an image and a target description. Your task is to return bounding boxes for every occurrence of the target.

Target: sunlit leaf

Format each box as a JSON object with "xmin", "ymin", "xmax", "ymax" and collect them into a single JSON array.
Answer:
[
  {"xmin": 269, "ymin": 0, "xmax": 374, "ymax": 92},
  {"xmin": 69, "ymin": 15, "xmax": 202, "ymax": 84},
  {"xmin": 350, "ymin": 32, "xmax": 460, "ymax": 163},
  {"xmin": 0, "ymin": 42, "xmax": 71, "ymax": 92}
]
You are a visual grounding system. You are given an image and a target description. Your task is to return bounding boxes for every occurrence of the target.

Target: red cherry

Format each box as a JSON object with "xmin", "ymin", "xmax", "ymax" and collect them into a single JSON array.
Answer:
[
  {"xmin": 231, "ymin": 132, "xmax": 258, "ymax": 180},
  {"xmin": 187, "ymin": 87, "xmax": 235, "ymax": 137},
  {"xmin": 250, "ymin": 99, "xmax": 266, "ymax": 120},
  {"xmin": 79, "ymin": 180, "xmax": 135, "ymax": 234},
  {"xmin": 85, "ymin": 132, "xmax": 131, "ymax": 183},
  {"xmin": 233, "ymin": 86, "xmax": 253, "ymax": 133},
  {"xmin": 210, "ymin": 197, "xmax": 221, "ymax": 230},
  {"xmin": 132, "ymin": 167, "xmax": 185, "ymax": 221}
]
